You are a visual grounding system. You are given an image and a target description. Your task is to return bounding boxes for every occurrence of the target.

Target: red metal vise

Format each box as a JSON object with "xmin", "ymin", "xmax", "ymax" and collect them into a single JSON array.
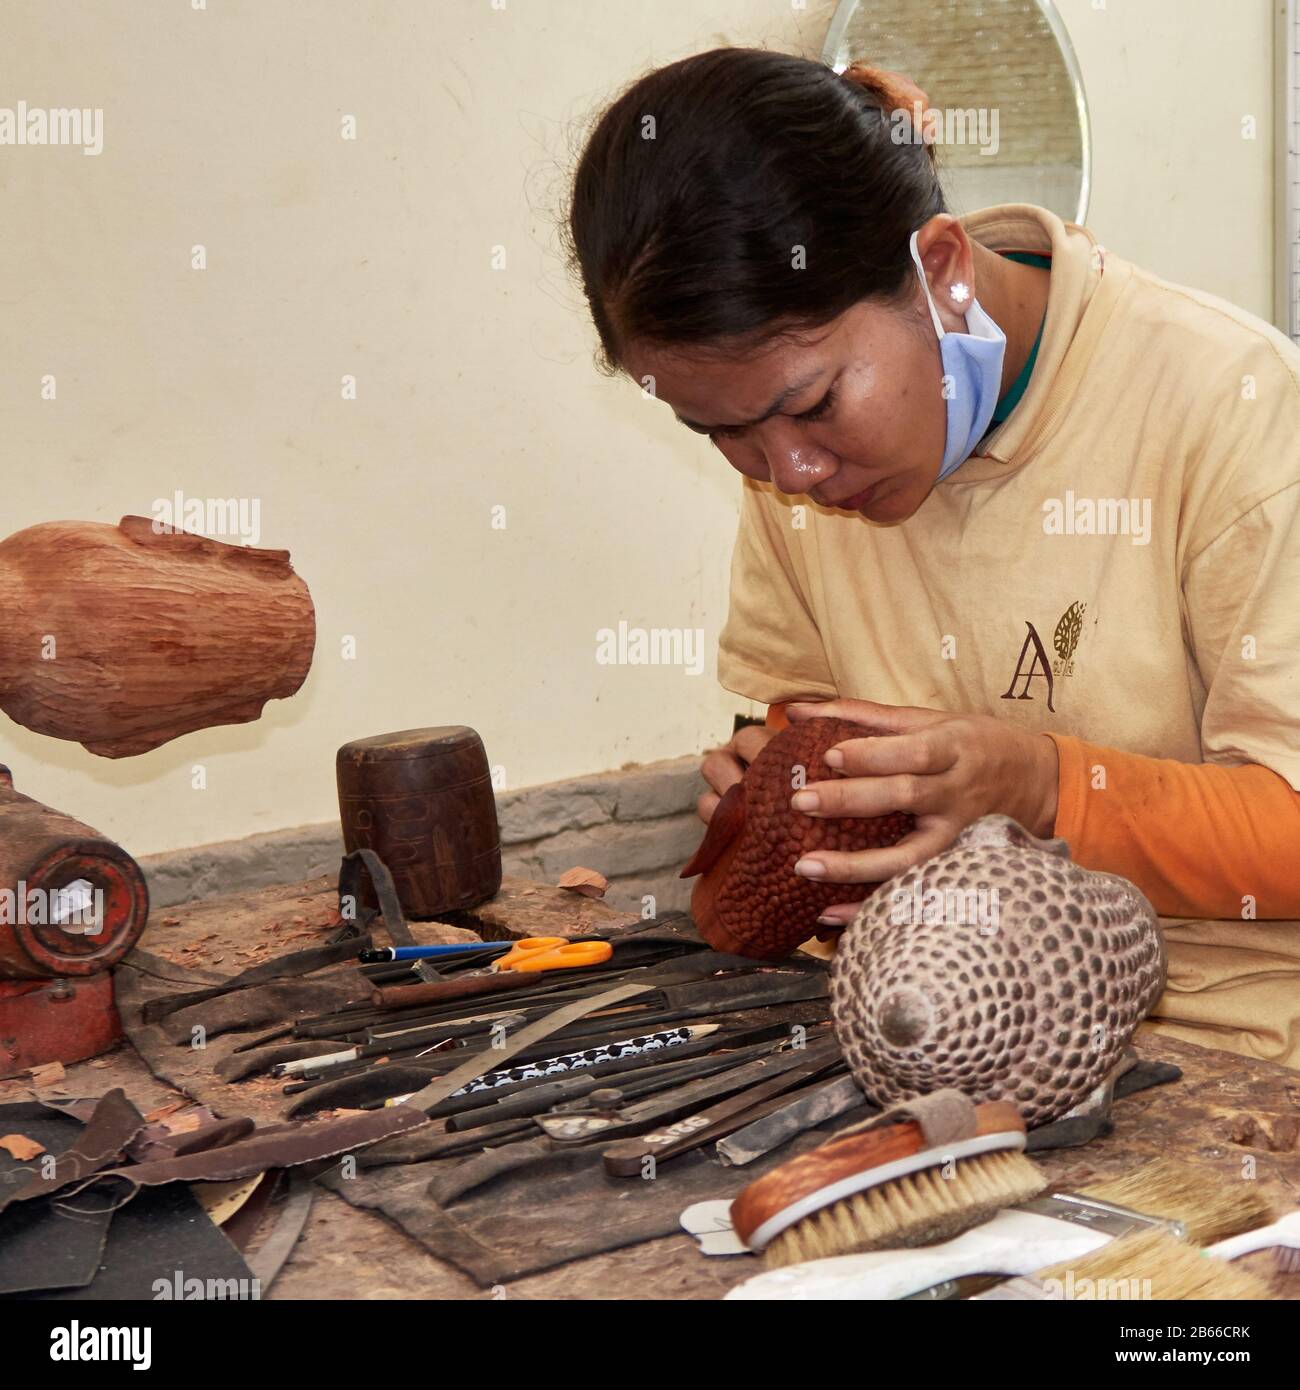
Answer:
[{"xmin": 0, "ymin": 765, "xmax": 149, "ymax": 1076}]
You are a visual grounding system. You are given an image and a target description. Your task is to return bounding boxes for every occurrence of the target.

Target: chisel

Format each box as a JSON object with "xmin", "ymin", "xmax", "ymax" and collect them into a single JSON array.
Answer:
[
  {"xmin": 289, "ymin": 967, "xmax": 827, "ymax": 1075},
  {"xmin": 535, "ymin": 1032, "xmax": 838, "ymax": 1144},
  {"xmin": 286, "ymin": 1012, "xmax": 830, "ymax": 1117},
  {"xmin": 601, "ymin": 1050, "xmax": 845, "ymax": 1176},
  {"xmin": 421, "ymin": 1031, "xmax": 840, "ymax": 1206},
  {"xmin": 446, "ymin": 1036, "xmax": 792, "ymax": 1131},
  {"xmin": 416, "ymin": 1043, "xmax": 798, "ymax": 1159}
]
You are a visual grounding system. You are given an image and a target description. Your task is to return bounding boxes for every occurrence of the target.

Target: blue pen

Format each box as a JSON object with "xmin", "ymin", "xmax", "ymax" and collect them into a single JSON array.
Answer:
[{"xmin": 358, "ymin": 943, "xmax": 510, "ymax": 963}]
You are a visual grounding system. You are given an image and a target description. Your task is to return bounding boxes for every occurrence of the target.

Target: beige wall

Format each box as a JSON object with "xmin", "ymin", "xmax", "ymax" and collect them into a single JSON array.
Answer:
[{"xmin": 0, "ymin": 0, "xmax": 1279, "ymax": 856}]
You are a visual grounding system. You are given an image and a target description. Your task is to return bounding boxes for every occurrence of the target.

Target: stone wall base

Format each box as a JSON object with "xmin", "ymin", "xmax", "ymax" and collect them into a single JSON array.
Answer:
[{"xmin": 138, "ymin": 754, "xmax": 707, "ymax": 919}]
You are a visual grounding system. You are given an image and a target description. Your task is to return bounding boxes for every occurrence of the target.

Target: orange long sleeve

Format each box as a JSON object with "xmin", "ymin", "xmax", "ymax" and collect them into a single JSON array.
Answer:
[
  {"xmin": 765, "ymin": 703, "xmax": 791, "ymax": 732},
  {"xmin": 1048, "ymin": 734, "xmax": 1300, "ymax": 920},
  {"xmin": 766, "ymin": 704, "xmax": 1298, "ymax": 920}
]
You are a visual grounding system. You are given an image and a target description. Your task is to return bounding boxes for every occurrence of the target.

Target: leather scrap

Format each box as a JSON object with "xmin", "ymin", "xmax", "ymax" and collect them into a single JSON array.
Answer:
[
  {"xmin": 140, "ymin": 935, "xmax": 372, "ymax": 1023},
  {"xmin": 1026, "ymin": 1059, "xmax": 1182, "ymax": 1152},
  {"xmin": 85, "ymin": 1106, "xmax": 428, "ymax": 1193},
  {"xmin": 190, "ymin": 1173, "xmax": 265, "ymax": 1228},
  {"xmin": 160, "ymin": 1116, "xmax": 257, "ymax": 1157},
  {"xmin": 0, "ymin": 1089, "xmax": 144, "ymax": 1216},
  {"xmin": 20, "ymin": 1182, "xmax": 255, "ymax": 1302},
  {"xmin": 0, "ymin": 1101, "xmax": 115, "ymax": 1296},
  {"xmin": 219, "ymin": 1170, "xmax": 281, "ymax": 1251},
  {"xmin": 125, "ymin": 1111, "xmax": 241, "ymax": 1162},
  {"xmin": 1114, "ymin": 1058, "xmax": 1181, "ymax": 1100},
  {"xmin": 158, "ymin": 975, "xmax": 369, "ymax": 1042},
  {"xmin": 1026, "ymin": 1115, "xmax": 1114, "ymax": 1151},
  {"xmin": 121, "ymin": 948, "xmax": 228, "ymax": 987},
  {"xmin": 0, "ymin": 1196, "xmax": 112, "ymax": 1295}
]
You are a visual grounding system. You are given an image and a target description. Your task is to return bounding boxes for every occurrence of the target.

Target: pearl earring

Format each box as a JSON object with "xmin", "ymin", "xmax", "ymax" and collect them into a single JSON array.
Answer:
[{"xmin": 949, "ymin": 282, "xmax": 971, "ymax": 304}]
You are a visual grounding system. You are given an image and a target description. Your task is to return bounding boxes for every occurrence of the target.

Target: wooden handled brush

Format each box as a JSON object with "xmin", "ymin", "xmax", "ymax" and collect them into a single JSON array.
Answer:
[
  {"xmin": 727, "ymin": 1158, "xmax": 1279, "ymax": 1300},
  {"xmin": 731, "ymin": 1093, "xmax": 1045, "ymax": 1267},
  {"xmin": 1011, "ymin": 1227, "xmax": 1275, "ymax": 1301}
]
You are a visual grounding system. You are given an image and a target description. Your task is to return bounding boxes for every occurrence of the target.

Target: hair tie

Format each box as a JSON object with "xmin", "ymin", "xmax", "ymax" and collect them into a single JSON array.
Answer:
[{"xmin": 840, "ymin": 63, "xmax": 938, "ymax": 146}]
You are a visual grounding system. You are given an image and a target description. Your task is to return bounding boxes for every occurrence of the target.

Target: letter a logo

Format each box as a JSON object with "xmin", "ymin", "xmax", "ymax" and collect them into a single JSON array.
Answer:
[{"xmin": 1000, "ymin": 621, "xmax": 1056, "ymax": 713}]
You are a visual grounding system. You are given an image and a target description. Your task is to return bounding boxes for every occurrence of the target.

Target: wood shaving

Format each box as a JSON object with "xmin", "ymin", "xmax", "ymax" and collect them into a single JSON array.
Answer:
[
  {"xmin": 28, "ymin": 1061, "xmax": 65, "ymax": 1089},
  {"xmin": 0, "ymin": 1134, "xmax": 44, "ymax": 1160},
  {"xmin": 556, "ymin": 867, "xmax": 609, "ymax": 899}
]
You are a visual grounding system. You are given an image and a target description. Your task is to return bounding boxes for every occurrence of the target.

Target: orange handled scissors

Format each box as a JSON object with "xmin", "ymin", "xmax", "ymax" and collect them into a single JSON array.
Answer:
[{"xmin": 491, "ymin": 937, "xmax": 613, "ymax": 973}]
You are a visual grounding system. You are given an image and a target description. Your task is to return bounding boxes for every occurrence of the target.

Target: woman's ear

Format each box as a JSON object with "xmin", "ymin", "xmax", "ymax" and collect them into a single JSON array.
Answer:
[{"xmin": 913, "ymin": 217, "xmax": 976, "ymax": 334}]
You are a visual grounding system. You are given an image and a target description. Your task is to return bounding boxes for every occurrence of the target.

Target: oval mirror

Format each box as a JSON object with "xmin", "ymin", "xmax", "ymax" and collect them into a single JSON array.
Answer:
[{"xmin": 823, "ymin": 0, "xmax": 1091, "ymax": 224}]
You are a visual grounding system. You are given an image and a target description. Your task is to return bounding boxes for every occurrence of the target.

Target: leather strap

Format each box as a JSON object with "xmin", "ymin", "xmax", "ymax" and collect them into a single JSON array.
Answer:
[
  {"xmin": 842, "ymin": 1087, "xmax": 977, "ymax": 1147},
  {"xmin": 337, "ymin": 848, "xmax": 415, "ymax": 947},
  {"xmin": 245, "ymin": 1172, "xmax": 313, "ymax": 1292}
]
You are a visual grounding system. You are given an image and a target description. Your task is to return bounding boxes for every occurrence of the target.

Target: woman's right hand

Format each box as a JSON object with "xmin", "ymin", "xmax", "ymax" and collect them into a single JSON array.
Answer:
[{"xmin": 697, "ymin": 723, "xmax": 777, "ymax": 824}]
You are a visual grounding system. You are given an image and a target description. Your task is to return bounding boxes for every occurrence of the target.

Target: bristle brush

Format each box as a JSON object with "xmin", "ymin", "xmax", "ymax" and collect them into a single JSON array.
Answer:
[
  {"xmin": 730, "ymin": 1091, "xmax": 1045, "ymax": 1268},
  {"xmin": 983, "ymin": 1211, "xmax": 1300, "ymax": 1300},
  {"xmin": 1069, "ymin": 1159, "xmax": 1274, "ymax": 1247},
  {"xmin": 1014, "ymin": 1227, "xmax": 1273, "ymax": 1301},
  {"xmin": 1208, "ymin": 1209, "xmax": 1300, "ymax": 1272},
  {"xmin": 726, "ymin": 1156, "xmax": 1276, "ymax": 1300}
]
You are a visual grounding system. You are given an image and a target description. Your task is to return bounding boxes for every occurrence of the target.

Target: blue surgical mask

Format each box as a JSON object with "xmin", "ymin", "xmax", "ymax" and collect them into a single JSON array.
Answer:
[{"xmin": 908, "ymin": 231, "xmax": 1007, "ymax": 480}]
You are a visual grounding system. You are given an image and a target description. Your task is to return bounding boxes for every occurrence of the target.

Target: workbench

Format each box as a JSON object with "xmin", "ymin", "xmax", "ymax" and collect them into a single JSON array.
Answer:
[{"xmin": 4, "ymin": 875, "xmax": 1297, "ymax": 1300}]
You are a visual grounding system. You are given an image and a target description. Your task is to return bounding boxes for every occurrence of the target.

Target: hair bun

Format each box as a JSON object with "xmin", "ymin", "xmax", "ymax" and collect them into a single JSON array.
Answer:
[
  {"xmin": 841, "ymin": 62, "xmax": 928, "ymax": 109},
  {"xmin": 840, "ymin": 63, "xmax": 937, "ymax": 157}
]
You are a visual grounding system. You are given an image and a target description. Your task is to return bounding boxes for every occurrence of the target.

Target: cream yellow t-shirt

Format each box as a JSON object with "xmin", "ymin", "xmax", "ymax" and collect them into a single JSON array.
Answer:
[{"xmin": 716, "ymin": 203, "xmax": 1300, "ymax": 1066}]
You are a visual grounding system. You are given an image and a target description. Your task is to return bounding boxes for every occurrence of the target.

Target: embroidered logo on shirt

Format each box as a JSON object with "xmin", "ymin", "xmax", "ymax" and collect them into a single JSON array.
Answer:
[
  {"xmin": 1001, "ymin": 622, "xmax": 1056, "ymax": 713},
  {"xmin": 999, "ymin": 602, "xmax": 1086, "ymax": 715},
  {"xmin": 1052, "ymin": 601, "xmax": 1087, "ymax": 678}
]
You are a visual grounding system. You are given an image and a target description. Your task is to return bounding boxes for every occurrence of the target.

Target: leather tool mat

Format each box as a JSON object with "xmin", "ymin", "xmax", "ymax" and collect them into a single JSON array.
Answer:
[
  {"xmin": 319, "ymin": 1112, "xmax": 870, "ymax": 1286},
  {"xmin": 115, "ymin": 925, "xmax": 1186, "ymax": 1286},
  {"xmin": 114, "ymin": 914, "xmax": 736, "ymax": 1116},
  {"xmin": 114, "ymin": 912, "xmax": 873, "ymax": 1282},
  {"xmin": 310, "ymin": 1052, "xmax": 1179, "ymax": 1285}
]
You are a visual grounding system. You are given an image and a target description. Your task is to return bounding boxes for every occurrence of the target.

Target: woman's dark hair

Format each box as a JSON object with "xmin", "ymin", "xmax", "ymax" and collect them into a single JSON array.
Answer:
[{"xmin": 568, "ymin": 47, "xmax": 944, "ymax": 370}]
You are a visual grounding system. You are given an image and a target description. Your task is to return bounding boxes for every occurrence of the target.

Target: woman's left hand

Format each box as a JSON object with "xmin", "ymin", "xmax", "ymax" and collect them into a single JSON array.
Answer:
[{"xmin": 785, "ymin": 697, "xmax": 1060, "ymax": 928}]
